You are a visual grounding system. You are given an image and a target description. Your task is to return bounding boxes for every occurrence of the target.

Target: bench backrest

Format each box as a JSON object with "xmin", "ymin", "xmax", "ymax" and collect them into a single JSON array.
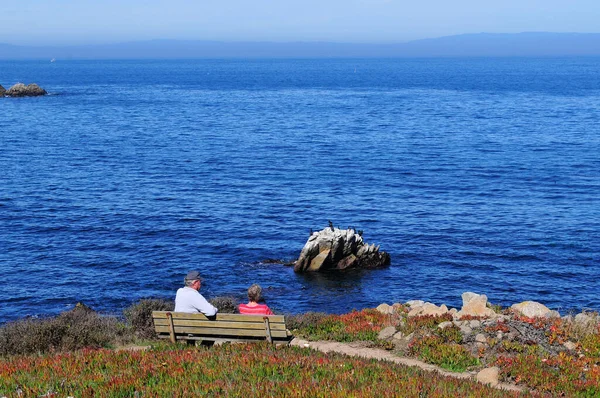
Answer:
[{"xmin": 152, "ymin": 311, "xmax": 291, "ymax": 343}]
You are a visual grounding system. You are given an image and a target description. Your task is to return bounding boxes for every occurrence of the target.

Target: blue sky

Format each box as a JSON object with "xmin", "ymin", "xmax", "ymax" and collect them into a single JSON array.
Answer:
[{"xmin": 2, "ymin": 0, "xmax": 599, "ymax": 45}]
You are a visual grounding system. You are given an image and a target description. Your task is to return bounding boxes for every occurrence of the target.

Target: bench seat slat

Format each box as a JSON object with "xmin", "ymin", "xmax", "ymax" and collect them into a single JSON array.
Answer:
[
  {"xmin": 155, "ymin": 325, "xmax": 289, "ymax": 338},
  {"xmin": 156, "ymin": 335, "xmax": 290, "ymax": 343},
  {"xmin": 152, "ymin": 311, "xmax": 285, "ymax": 323},
  {"xmin": 153, "ymin": 319, "xmax": 287, "ymax": 330}
]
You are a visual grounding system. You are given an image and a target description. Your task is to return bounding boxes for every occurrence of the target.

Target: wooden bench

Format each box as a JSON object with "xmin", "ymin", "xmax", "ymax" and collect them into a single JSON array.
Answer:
[{"xmin": 152, "ymin": 311, "xmax": 293, "ymax": 344}]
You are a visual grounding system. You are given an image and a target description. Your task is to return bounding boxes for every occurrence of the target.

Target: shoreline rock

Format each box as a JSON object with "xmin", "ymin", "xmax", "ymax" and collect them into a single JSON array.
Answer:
[{"xmin": 394, "ymin": 293, "xmax": 574, "ymax": 321}]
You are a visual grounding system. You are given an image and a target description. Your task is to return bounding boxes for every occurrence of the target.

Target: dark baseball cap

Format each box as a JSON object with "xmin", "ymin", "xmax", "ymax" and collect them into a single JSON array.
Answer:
[{"xmin": 184, "ymin": 270, "xmax": 203, "ymax": 281}]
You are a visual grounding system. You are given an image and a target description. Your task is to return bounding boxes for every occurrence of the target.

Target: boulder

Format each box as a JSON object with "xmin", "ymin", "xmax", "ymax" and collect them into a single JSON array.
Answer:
[
  {"xmin": 407, "ymin": 302, "xmax": 449, "ymax": 317},
  {"xmin": 376, "ymin": 303, "xmax": 393, "ymax": 315},
  {"xmin": 456, "ymin": 292, "xmax": 496, "ymax": 318},
  {"xmin": 5, "ymin": 83, "xmax": 47, "ymax": 97},
  {"xmin": 574, "ymin": 312, "xmax": 597, "ymax": 327},
  {"xmin": 406, "ymin": 300, "xmax": 425, "ymax": 308},
  {"xmin": 459, "ymin": 324, "xmax": 473, "ymax": 336},
  {"xmin": 378, "ymin": 326, "xmax": 397, "ymax": 340},
  {"xmin": 438, "ymin": 321, "xmax": 453, "ymax": 329},
  {"xmin": 475, "ymin": 333, "xmax": 487, "ymax": 344},
  {"xmin": 469, "ymin": 320, "xmax": 481, "ymax": 328},
  {"xmin": 511, "ymin": 301, "xmax": 556, "ymax": 318},
  {"xmin": 294, "ymin": 227, "xmax": 390, "ymax": 272},
  {"xmin": 0, "ymin": 84, "xmax": 6, "ymax": 96},
  {"xmin": 563, "ymin": 341, "xmax": 577, "ymax": 351},
  {"xmin": 476, "ymin": 367, "xmax": 500, "ymax": 387},
  {"xmin": 408, "ymin": 306, "xmax": 424, "ymax": 317}
]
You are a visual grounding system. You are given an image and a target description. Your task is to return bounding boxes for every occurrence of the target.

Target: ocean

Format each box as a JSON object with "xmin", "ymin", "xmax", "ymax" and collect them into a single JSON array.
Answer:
[{"xmin": 1, "ymin": 58, "xmax": 599, "ymax": 323}]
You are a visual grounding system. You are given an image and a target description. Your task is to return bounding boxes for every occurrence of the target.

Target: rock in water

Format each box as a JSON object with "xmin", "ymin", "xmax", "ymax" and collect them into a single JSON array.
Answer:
[
  {"xmin": 0, "ymin": 84, "xmax": 6, "ymax": 96},
  {"xmin": 5, "ymin": 83, "xmax": 48, "ymax": 97},
  {"xmin": 294, "ymin": 227, "xmax": 390, "ymax": 272}
]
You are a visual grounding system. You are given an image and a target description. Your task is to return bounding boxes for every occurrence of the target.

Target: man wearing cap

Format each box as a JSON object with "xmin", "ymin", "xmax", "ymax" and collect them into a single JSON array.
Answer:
[{"xmin": 174, "ymin": 271, "xmax": 218, "ymax": 316}]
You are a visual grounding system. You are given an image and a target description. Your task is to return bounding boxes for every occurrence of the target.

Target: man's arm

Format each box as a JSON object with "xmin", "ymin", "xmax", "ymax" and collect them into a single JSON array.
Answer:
[{"xmin": 193, "ymin": 293, "xmax": 218, "ymax": 316}]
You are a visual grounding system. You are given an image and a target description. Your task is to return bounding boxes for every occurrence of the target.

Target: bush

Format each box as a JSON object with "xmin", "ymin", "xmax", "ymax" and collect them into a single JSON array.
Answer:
[
  {"xmin": 286, "ymin": 312, "xmax": 330, "ymax": 331},
  {"xmin": 123, "ymin": 298, "xmax": 173, "ymax": 340},
  {"xmin": 210, "ymin": 296, "xmax": 238, "ymax": 314},
  {"xmin": 0, "ymin": 304, "xmax": 128, "ymax": 356}
]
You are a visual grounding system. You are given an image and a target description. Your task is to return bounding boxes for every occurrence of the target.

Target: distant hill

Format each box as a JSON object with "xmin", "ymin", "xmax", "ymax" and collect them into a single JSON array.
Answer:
[{"xmin": 1, "ymin": 32, "xmax": 600, "ymax": 59}]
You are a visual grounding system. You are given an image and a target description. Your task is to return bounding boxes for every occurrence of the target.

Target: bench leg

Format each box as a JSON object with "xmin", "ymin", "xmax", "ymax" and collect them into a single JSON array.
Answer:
[
  {"xmin": 166, "ymin": 312, "xmax": 176, "ymax": 343},
  {"xmin": 263, "ymin": 317, "xmax": 273, "ymax": 344}
]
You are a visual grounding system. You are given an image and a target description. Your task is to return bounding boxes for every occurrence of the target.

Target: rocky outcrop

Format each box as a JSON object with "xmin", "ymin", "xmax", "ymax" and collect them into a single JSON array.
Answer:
[
  {"xmin": 4, "ymin": 83, "xmax": 47, "ymax": 97},
  {"xmin": 399, "ymin": 293, "xmax": 568, "ymax": 322},
  {"xmin": 0, "ymin": 84, "xmax": 5, "ymax": 96},
  {"xmin": 294, "ymin": 227, "xmax": 390, "ymax": 272}
]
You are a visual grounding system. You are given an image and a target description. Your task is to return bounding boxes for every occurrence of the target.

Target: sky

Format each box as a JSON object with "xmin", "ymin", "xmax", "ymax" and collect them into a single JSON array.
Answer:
[{"xmin": 1, "ymin": 0, "xmax": 600, "ymax": 46}]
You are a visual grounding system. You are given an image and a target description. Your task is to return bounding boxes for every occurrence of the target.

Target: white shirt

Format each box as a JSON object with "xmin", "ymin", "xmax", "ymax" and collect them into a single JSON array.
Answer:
[{"xmin": 174, "ymin": 286, "xmax": 218, "ymax": 316}]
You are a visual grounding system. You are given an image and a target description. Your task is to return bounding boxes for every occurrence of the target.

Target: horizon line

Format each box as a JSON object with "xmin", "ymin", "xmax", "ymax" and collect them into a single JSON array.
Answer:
[{"xmin": 2, "ymin": 31, "xmax": 600, "ymax": 48}]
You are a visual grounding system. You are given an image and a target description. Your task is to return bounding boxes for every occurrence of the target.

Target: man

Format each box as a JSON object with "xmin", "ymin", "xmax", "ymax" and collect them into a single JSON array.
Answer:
[{"xmin": 174, "ymin": 270, "xmax": 218, "ymax": 316}]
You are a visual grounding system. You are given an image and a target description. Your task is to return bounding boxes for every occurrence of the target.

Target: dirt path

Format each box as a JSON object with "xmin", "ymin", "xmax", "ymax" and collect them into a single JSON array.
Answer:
[{"xmin": 289, "ymin": 338, "xmax": 523, "ymax": 393}]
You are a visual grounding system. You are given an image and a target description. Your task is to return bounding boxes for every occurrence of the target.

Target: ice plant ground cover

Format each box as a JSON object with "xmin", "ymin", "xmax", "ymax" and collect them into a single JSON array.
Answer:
[
  {"xmin": 494, "ymin": 317, "xmax": 600, "ymax": 396},
  {"xmin": 1, "ymin": 302, "xmax": 600, "ymax": 396},
  {"xmin": 0, "ymin": 343, "xmax": 524, "ymax": 397},
  {"xmin": 286, "ymin": 309, "xmax": 392, "ymax": 342},
  {"xmin": 289, "ymin": 308, "xmax": 600, "ymax": 396}
]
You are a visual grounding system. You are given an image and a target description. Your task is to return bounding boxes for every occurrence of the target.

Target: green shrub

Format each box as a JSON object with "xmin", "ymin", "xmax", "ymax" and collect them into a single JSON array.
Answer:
[
  {"xmin": 0, "ymin": 304, "xmax": 127, "ymax": 356},
  {"xmin": 286, "ymin": 312, "xmax": 331, "ymax": 331},
  {"xmin": 123, "ymin": 298, "xmax": 173, "ymax": 339},
  {"xmin": 210, "ymin": 296, "xmax": 238, "ymax": 314}
]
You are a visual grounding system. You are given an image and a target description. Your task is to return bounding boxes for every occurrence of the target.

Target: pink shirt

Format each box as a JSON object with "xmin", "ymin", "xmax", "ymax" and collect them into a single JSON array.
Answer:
[{"xmin": 238, "ymin": 303, "xmax": 274, "ymax": 315}]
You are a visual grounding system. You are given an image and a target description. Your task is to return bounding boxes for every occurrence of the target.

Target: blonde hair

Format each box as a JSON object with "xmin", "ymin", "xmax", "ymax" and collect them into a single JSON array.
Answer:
[{"xmin": 247, "ymin": 284, "xmax": 262, "ymax": 302}]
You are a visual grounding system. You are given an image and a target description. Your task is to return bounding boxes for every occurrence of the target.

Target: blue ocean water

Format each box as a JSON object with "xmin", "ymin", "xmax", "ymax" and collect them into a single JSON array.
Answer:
[{"xmin": 1, "ymin": 58, "xmax": 599, "ymax": 324}]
